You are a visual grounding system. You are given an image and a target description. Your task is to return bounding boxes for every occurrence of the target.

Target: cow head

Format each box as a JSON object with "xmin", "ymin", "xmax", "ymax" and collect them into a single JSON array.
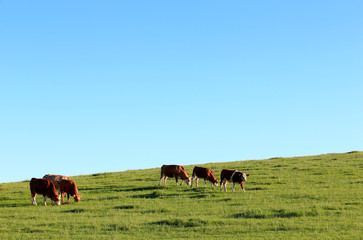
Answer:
[
  {"xmin": 73, "ymin": 194, "xmax": 81, "ymax": 202},
  {"xmin": 234, "ymin": 172, "xmax": 249, "ymax": 184},
  {"xmin": 184, "ymin": 177, "xmax": 191, "ymax": 186},
  {"xmin": 241, "ymin": 173, "xmax": 249, "ymax": 182},
  {"xmin": 212, "ymin": 179, "xmax": 219, "ymax": 186},
  {"xmin": 53, "ymin": 195, "xmax": 61, "ymax": 206}
]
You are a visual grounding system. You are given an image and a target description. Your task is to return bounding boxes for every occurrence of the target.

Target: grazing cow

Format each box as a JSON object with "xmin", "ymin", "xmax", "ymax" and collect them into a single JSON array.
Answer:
[
  {"xmin": 158, "ymin": 165, "xmax": 191, "ymax": 186},
  {"xmin": 30, "ymin": 178, "xmax": 60, "ymax": 206},
  {"xmin": 220, "ymin": 169, "xmax": 250, "ymax": 192},
  {"xmin": 191, "ymin": 166, "xmax": 218, "ymax": 187},
  {"xmin": 60, "ymin": 179, "xmax": 81, "ymax": 202},
  {"xmin": 43, "ymin": 174, "xmax": 70, "ymax": 192}
]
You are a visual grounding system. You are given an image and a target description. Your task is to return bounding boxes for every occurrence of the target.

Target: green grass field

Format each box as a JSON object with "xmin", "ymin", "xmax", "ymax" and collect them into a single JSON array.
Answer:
[{"xmin": 0, "ymin": 152, "xmax": 362, "ymax": 239}]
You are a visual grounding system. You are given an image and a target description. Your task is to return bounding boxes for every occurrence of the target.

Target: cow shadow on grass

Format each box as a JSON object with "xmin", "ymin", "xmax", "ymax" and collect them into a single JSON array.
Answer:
[
  {"xmin": 232, "ymin": 209, "xmax": 317, "ymax": 219},
  {"xmin": 77, "ymin": 187, "xmax": 105, "ymax": 192},
  {"xmin": 130, "ymin": 190, "xmax": 181, "ymax": 199},
  {"xmin": 0, "ymin": 202, "xmax": 29, "ymax": 208},
  {"xmin": 62, "ymin": 208, "xmax": 85, "ymax": 213},
  {"xmin": 150, "ymin": 218, "xmax": 208, "ymax": 228},
  {"xmin": 247, "ymin": 187, "xmax": 267, "ymax": 191},
  {"xmin": 117, "ymin": 186, "xmax": 160, "ymax": 192},
  {"xmin": 78, "ymin": 186, "xmax": 160, "ymax": 193}
]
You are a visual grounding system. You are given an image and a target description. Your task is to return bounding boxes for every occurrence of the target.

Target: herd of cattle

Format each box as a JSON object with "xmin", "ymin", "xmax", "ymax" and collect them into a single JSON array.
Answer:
[
  {"xmin": 30, "ymin": 165, "xmax": 249, "ymax": 206},
  {"xmin": 30, "ymin": 174, "xmax": 80, "ymax": 206},
  {"xmin": 159, "ymin": 165, "xmax": 250, "ymax": 192}
]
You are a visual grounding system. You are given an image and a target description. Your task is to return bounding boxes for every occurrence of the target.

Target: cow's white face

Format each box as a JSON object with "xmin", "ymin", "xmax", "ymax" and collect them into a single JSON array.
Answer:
[
  {"xmin": 184, "ymin": 178, "xmax": 191, "ymax": 186},
  {"xmin": 241, "ymin": 173, "xmax": 248, "ymax": 182}
]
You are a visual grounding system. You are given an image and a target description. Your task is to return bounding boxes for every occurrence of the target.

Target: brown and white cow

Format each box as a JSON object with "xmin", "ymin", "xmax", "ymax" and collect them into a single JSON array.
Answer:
[
  {"xmin": 191, "ymin": 166, "xmax": 218, "ymax": 187},
  {"xmin": 158, "ymin": 165, "xmax": 191, "ymax": 186},
  {"xmin": 220, "ymin": 169, "xmax": 250, "ymax": 192},
  {"xmin": 60, "ymin": 179, "xmax": 81, "ymax": 202},
  {"xmin": 30, "ymin": 178, "xmax": 60, "ymax": 206},
  {"xmin": 43, "ymin": 174, "xmax": 70, "ymax": 192}
]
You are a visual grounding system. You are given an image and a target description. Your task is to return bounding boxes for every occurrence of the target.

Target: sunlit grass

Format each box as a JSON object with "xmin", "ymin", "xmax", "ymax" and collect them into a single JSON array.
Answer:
[{"xmin": 0, "ymin": 152, "xmax": 362, "ymax": 239}]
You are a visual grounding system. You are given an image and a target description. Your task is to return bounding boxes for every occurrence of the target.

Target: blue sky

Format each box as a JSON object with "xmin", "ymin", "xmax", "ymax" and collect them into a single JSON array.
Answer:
[{"xmin": 0, "ymin": 1, "xmax": 362, "ymax": 183}]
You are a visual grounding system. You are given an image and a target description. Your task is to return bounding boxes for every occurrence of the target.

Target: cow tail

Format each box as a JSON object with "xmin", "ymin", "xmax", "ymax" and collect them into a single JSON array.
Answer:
[{"xmin": 160, "ymin": 166, "xmax": 164, "ymax": 178}]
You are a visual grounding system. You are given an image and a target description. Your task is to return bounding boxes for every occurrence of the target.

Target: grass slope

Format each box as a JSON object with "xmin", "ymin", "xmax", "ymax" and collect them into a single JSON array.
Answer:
[{"xmin": 0, "ymin": 152, "xmax": 362, "ymax": 239}]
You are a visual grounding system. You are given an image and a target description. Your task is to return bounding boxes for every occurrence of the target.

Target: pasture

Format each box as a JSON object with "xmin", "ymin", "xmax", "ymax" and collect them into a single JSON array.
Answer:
[{"xmin": 0, "ymin": 152, "xmax": 362, "ymax": 239}]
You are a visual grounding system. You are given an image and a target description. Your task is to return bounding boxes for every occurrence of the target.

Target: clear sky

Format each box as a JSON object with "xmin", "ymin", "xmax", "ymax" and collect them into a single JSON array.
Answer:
[{"xmin": 0, "ymin": 1, "xmax": 362, "ymax": 183}]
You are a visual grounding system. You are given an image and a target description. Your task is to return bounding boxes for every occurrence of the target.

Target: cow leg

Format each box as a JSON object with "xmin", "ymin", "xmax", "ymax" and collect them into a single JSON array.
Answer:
[
  {"xmin": 195, "ymin": 178, "xmax": 199, "ymax": 187},
  {"xmin": 67, "ymin": 193, "xmax": 70, "ymax": 201},
  {"xmin": 43, "ymin": 196, "xmax": 47, "ymax": 206},
  {"xmin": 204, "ymin": 180, "xmax": 207, "ymax": 187},
  {"xmin": 232, "ymin": 182, "xmax": 236, "ymax": 193},
  {"xmin": 191, "ymin": 175, "xmax": 195, "ymax": 187},
  {"xmin": 241, "ymin": 182, "xmax": 245, "ymax": 192},
  {"xmin": 158, "ymin": 175, "xmax": 164, "ymax": 186},
  {"xmin": 31, "ymin": 194, "xmax": 37, "ymax": 205},
  {"xmin": 220, "ymin": 180, "xmax": 227, "ymax": 192},
  {"xmin": 192, "ymin": 176, "xmax": 198, "ymax": 187},
  {"xmin": 158, "ymin": 175, "xmax": 168, "ymax": 186},
  {"xmin": 192, "ymin": 177, "xmax": 197, "ymax": 187}
]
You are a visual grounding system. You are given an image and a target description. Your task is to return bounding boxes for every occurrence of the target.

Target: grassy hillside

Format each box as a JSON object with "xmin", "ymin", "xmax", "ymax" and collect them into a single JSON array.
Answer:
[{"xmin": 0, "ymin": 152, "xmax": 362, "ymax": 239}]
